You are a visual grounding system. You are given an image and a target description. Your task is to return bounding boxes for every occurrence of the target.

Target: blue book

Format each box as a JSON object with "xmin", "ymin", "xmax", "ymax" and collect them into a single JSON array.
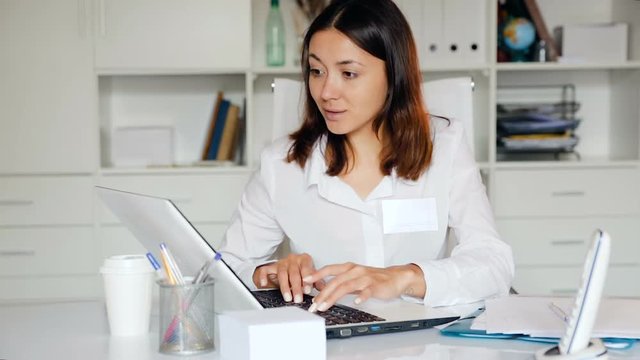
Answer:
[{"xmin": 206, "ymin": 99, "xmax": 230, "ymax": 160}]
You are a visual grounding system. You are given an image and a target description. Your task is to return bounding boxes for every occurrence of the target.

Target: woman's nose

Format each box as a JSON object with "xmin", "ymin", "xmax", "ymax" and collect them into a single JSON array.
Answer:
[{"xmin": 320, "ymin": 75, "xmax": 340, "ymax": 101}]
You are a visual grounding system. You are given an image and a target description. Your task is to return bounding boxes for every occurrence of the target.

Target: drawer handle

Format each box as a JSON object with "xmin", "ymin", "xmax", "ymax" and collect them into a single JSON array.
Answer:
[
  {"xmin": 551, "ymin": 191, "xmax": 585, "ymax": 197},
  {"xmin": 551, "ymin": 239, "xmax": 585, "ymax": 246},
  {"xmin": 0, "ymin": 250, "xmax": 36, "ymax": 257},
  {"xmin": 0, "ymin": 200, "xmax": 35, "ymax": 206},
  {"xmin": 551, "ymin": 289, "xmax": 576, "ymax": 295}
]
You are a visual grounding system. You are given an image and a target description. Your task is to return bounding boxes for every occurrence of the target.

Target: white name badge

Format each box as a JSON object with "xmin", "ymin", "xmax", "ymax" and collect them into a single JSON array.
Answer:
[{"xmin": 382, "ymin": 198, "xmax": 438, "ymax": 234}]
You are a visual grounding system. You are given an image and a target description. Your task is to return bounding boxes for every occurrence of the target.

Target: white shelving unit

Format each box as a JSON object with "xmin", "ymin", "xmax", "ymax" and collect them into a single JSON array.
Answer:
[
  {"xmin": 488, "ymin": 0, "xmax": 640, "ymax": 296},
  {"xmin": 0, "ymin": 0, "xmax": 639, "ymax": 301}
]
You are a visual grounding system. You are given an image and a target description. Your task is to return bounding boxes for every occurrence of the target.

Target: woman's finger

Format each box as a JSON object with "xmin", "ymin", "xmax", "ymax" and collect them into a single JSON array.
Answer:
[
  {"xmin": 354, "ymin": 287, "xmax": 372, "ymax": 305},
  {"xmin": 318, "ymin": 275, "xmax": 370, "ymax": 312},
  {"xmin": 277, "ymin": 261, "xmax": 292, "ymax": 302},
  {"xmin": 287, "ymin": 259, "xmax": 304, "ymax": 303}
]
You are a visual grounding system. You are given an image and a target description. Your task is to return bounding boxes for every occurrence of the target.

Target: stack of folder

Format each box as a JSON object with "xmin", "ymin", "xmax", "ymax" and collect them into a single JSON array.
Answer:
[
  {"xmin": 441, "ymin": 296, "xmax": 639, "ymax": 351},
  {"xmin": 497, "ymin": 100, "xmax": 581, "ymax": 155}
]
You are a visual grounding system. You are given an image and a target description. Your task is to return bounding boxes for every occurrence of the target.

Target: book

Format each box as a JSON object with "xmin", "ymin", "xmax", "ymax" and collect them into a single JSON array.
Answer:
[
  {"xmin": 523, "ymin": 0, "xmax": 559, "ymax": 61},
  {"xmin": 233, "ymin": 98, "xmax": 247, "ymax": 165},
  {"xmin": 201, "ymin": 91, "xmax": 224, "ymax": 160},
  {"xmin": 205, "ymin": 99, "xmax": 230, "ymax": 160},
  {"xmin": 215, "ymin": 104, "xmax": 240, "ymax": 161}
]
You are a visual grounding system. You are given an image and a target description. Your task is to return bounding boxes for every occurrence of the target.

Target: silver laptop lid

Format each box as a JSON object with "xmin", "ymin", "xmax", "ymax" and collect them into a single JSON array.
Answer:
[{"xmin": 95, "ymin": 186, "xmax": 262, "ymax": 312}]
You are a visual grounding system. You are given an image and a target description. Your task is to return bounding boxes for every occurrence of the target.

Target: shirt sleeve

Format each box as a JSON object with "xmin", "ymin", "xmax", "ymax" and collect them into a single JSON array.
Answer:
[
  {"xmin": 218, "ymin": 148, "xmax": 285, "ymax": 289},
  {"xmin": 416, "ymin": 124, "xmax": 515, "ymax": 306}
]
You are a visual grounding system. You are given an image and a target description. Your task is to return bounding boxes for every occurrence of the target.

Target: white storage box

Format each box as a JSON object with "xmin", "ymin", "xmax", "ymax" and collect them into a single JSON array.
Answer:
[
  {"xmin": 111, "ymin": 126, "xmax": 173, "ymax": 167},
  {"xmin": 555, "ymin": 23, "xmax": 628, "ymax": 63},
  {"xmin": 218, "ymin": 307, "xmax": 325, "ymax": 360}
]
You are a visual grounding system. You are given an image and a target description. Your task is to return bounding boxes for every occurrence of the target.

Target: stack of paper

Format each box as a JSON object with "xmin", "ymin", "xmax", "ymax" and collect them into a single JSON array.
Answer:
[{"xmin": 471, "ymin": 296, "xmax": 640, "ymax": 339}]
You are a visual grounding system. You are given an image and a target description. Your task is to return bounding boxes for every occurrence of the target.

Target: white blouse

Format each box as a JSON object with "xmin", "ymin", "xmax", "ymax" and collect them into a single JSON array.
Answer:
[{"xmin": 219, "ymin": 119, "xmax": 514, "ymax": 306}]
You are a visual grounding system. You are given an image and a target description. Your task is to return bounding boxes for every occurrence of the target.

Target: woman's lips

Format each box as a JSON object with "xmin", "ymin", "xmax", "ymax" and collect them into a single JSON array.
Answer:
[{"xmin": 323, "ymin": 109, "xmax": 346, "ymax": 121}]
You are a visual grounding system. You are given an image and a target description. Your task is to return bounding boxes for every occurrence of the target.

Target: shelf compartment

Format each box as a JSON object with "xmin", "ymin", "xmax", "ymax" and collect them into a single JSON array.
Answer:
[
  {"xmin": 98, "ymin": 74, "xmax": 247, "ymax": 170},
  {"xmin": 496, "ymin": 69, "xmax": 640, "ymax": 162}
]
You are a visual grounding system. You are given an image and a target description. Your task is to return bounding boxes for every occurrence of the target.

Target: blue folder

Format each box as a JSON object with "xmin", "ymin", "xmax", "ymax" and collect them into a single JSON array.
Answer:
[{"xmin": 440, "ymin": 315, "xmax": 636, "ymax": 350}]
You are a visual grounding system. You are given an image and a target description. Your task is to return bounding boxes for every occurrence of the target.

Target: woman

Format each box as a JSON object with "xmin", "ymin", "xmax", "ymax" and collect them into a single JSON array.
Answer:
[{"xmin": 220, "ymin": 0, "xmax": 513, "ymax": 312}]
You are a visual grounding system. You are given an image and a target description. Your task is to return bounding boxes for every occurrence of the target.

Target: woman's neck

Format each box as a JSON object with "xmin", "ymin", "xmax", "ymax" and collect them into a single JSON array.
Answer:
[
  {"xmin": 339, "ymin": 127, "xmax": 385, "ymax": 199},
  {"xmin": 346, "ymin": 127, "xmax": 383, "ymax": 167}
]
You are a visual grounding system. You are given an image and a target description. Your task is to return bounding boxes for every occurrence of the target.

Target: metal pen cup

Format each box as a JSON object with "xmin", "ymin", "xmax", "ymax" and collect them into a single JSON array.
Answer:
[{"xmin": 157, "ymin": 279, "xmax": 215, "ymax": 355}]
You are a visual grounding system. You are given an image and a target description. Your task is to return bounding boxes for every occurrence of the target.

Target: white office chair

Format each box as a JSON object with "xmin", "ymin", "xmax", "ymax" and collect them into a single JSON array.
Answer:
[
  {"xmin": 271, "ymin": 76, "xmax": 475, "ymax": 154},
  {"xmin": 421, "ymin": 77, "xmax": 475, "ymax": 155}
]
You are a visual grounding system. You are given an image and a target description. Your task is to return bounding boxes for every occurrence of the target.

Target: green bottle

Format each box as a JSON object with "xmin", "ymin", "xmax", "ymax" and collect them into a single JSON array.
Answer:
[{"xmin": 266, "ymin": 0, "xmax": 285, "ymax": 66}]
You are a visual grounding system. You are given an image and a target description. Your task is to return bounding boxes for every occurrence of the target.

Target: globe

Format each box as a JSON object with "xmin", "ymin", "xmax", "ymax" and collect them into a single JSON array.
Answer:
[{"xmin": 503, "ymin": 17, "xmax": 536, "ymax": 51}]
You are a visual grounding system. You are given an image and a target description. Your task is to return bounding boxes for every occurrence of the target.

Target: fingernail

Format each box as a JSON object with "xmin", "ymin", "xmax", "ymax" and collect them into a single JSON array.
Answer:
[
  {"xmin": 283, "ymin": 292, "xmax": 292, "ymax": 302},
  {"xmin": 294, "ymin": 294, "xmax": 302, "ymax": 303},
  {"xmin": 317, "ymin": 302, "xmax": 328, "ymax": 312},
  {"xmin": 354, "ymin": 297, "xmax": 362, "ymax": 305},
  {"xmin": 308, "ymin": 303, "xmax": 317, "ymax": 313},
  {"xmin": 260, "ymin": 279, "xmax": 267, "ymax": 287},
  {"xmin": 303, "ymin": 285, "xmax": 312, "ymax": 294},
  {"xmin": 302, "ymin": 275, "xmax": 312, "ymax": 282}
]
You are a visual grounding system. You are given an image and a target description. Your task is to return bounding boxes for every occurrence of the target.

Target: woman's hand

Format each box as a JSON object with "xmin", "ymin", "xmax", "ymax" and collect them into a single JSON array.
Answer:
[
  {"xmin": 252, "ymin": 253, "xmax": 326, "ymax": 304},
  {"xmin": 302, "ymin": 263, "xmax": 426, "ymax": 313}
]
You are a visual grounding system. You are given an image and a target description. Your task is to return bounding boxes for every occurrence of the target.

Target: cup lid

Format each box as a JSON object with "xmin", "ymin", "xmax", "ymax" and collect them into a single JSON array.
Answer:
[{"xmin": 100, "ymin": 254, "xmax": 154, "ymax": 274}]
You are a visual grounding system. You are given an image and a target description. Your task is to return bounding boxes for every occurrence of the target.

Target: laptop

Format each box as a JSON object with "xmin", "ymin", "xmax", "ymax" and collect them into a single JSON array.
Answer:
[{"xmin": 96, "ymin": 186, "xmax": 460, "ymax": 338}]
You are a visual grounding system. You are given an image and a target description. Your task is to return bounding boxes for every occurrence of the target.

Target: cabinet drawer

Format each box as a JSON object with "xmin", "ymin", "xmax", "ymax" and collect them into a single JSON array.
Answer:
[
  {"xmin": 97, "ymin": 173, "xmax": 251, "ymax": 223},
  {"xmin": 514, "ymin": 266, "xmax": 640, "ymax": 298},
  {"xmin": 97, "ymin": 223, "xmax": 227, "ymax": 259},
  {"xmin": 0, "ymin": 275, "xmax": 101, "ymax": 301},
  {"xmin": 94, "ymin": 0, "xmax": 250, "ymax": 70},
  {"xmin": 0, "ymin": 176, "xmax": 94, "ymax": 226},
  {"xmin": 0, "ymin": 227, "xmax": 95, "ymax": 276},
  {"xmin": 494, "ymin": 168, "xmax": 639, "ymax": 217},
  {"xmin": 497, "ymin": 217, "xmax": 640, "ymax": 266}
]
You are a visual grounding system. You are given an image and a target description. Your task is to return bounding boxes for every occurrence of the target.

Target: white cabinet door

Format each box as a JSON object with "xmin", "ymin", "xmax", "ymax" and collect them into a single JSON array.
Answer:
[
  {"xmin": 0, "ymin": 0, "xmax": 99, "ymax": 173},
  {"xmin": 94, "ymin": 0, "xmax": 251, "ymax": 71}
]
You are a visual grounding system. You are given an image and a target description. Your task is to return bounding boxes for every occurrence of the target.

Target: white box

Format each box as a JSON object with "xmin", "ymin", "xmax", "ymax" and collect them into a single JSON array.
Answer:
[
  {"xmin": 218, "ymin": 307, "xmax": 325, "ymax": 360},
  {"xmin": 111, "ymin": 126, "xmax": 173, "ymax": 167},
  {"xmin": 556, "ymin": 23, "xmax": 628, "ymax": 63}
]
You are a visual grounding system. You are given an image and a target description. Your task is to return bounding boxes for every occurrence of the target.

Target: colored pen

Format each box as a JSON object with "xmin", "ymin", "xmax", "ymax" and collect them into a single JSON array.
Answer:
[
  {"xmin": 192, "ymin": 252, "xmax": 222, "ymax": 284},
  {"xmin": 160, "ymin": 243, "xmax": 185, "ymax": 285},
  {"xmin": 145, "ymin": 252, "xmax": 165, "ymax": 280},
  {"xmin": 158, "ymin": 250, "xmax": 177, "ymax": 285}
]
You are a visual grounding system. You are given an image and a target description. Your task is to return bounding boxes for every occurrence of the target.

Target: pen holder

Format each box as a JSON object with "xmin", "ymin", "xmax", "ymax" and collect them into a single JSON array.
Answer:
[{"xmin": 158, "ymin": 279, "xmax": 215, "ymax": 355}]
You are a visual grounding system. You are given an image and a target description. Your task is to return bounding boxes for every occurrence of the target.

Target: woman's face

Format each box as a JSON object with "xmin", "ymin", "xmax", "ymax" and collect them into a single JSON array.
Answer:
[{"xmin": 308, "ymin": 29, "xmax": 388, "ymax": 138}]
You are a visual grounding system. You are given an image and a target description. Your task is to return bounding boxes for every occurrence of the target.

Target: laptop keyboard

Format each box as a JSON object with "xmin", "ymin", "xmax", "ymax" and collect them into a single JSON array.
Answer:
[{"xmin": 252, "ymin": 289, "xmax": 386, "ymax": 326}]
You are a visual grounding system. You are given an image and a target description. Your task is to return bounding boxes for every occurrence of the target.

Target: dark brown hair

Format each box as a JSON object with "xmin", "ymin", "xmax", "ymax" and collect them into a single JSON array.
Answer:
[{"xmin": 287, "ymin": 0, "xmax": 432, "ymax": 181}]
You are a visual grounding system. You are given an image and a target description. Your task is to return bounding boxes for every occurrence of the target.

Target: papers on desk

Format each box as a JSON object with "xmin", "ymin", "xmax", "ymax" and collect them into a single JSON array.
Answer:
[{"xmin": 471, "ymin": 296, "xmax": 640, "ymax": 339}]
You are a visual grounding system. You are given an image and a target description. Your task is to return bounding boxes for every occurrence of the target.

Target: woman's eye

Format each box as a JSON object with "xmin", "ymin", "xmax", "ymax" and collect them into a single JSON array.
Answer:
[
  {"xmin": 343, "ymin": 71, "xmax": 357, "ymax": 79},
  {"xmin": 309, "ymin": 68, "xmax": 324, "ymax": 77}
]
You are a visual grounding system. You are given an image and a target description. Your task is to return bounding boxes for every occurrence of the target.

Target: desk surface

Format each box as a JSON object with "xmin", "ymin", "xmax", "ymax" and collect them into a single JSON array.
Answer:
[{"xmin": 0, "ymin": 300, "xmax": 637, "ymax": 360}]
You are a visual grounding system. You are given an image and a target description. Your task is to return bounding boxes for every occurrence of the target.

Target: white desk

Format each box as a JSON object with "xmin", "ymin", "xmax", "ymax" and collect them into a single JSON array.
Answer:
[{"xmin": 0, "ymin": 300, "xmax": 638, "ymax": 359}]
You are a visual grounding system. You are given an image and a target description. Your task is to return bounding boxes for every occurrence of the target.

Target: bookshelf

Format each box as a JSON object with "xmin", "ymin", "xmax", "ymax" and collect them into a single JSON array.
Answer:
[{"xmin": 0, "ymin": 0, "xmax": 639, "ymax": 301}]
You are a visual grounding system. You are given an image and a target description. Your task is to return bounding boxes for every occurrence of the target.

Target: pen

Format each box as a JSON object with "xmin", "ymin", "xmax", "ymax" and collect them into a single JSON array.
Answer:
[
  {"xmin": 158, "ymin": 250, "xmax": 177, "ymax": 285},
  {"xmin": 192, "ymin": 252, "xmax": 222, "ymax": 284},
  {"xmin": 160, "ymin": 243, "xmax": 185, "ymax": 285},
  {"xmin": 145, "ymin": 252, "xmax": 165, "ymax": 280},
  {"xmin": 548, "ymin": 301, "xmax": 569, "ymax": 323}
]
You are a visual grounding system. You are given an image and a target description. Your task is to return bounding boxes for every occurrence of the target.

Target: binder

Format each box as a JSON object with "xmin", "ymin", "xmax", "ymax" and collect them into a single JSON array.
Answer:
[{"xmin": 442, "ymin": 0, "xmax": 486, "ymax": 64}]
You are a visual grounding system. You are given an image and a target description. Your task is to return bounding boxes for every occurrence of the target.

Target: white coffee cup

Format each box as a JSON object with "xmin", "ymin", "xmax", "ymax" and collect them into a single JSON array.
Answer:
[{"xmin": 100, "ymin": 254, "xmax": 154, "ymax": 336}]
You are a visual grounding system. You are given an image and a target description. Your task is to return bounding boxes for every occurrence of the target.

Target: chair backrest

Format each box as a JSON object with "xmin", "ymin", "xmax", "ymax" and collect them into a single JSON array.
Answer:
[
  {"xmin": 272, "ymin": 78, "xmax": 305, "ymax": 141},
  {"xmin": 271, "ymin": 76, "xmax": 474, "ymax": 153},
  {"xmin": 422, "ymin": 77, "xmax": 475, "ymax": 155}
]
